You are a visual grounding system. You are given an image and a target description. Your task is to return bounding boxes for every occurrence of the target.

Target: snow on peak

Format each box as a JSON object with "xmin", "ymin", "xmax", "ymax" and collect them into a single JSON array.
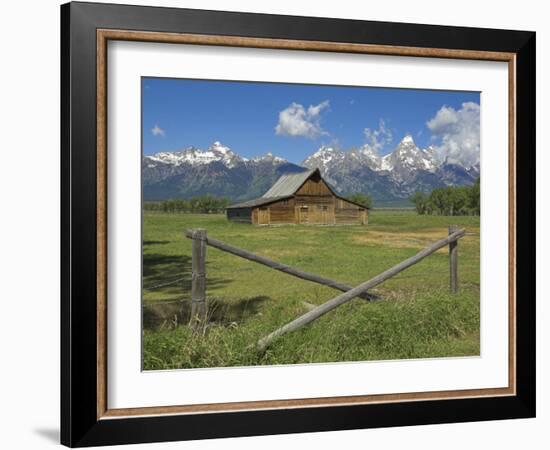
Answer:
[
  {"xmin": 349, "ymin": 144, "xmax": 382, "ymax": 171},
  {"xmin": 380, "ymin": 154, "xmax": 394, "ymax": 171},
  {"xmin": 400, "ymin": 134, "xmax": 415, "ymax": 145},
  {"xmin": 365, "ymin": 135, "xmax": 439, "ymax": 175},
  {"xmin": 304, "ymin": 146, "xmax": 343, "ymax": 166},
  {"xmin": 359, "ymin": 144, "xmax": 378, "ymax": 158},
  {"xmin": 208, "ymin": 141, "xmax": 245, "ymax": 167},
  {"xmin": 147, "ymin": 142, "xmax": 247, "ymax": 168},
  {"xmin": 384, "ymin": 135, "xmax": 438, "ymax": 174},
  {"xmin": 394, "ymin": 135, "xmax": 422, "ymax": 158},
  {"xmin": 251, "ymin": 152, "xmax": 286, "ymax": 163},
  {"xmin": 312, "ymin": 145, "xmax": 339, "ymax": 156}
]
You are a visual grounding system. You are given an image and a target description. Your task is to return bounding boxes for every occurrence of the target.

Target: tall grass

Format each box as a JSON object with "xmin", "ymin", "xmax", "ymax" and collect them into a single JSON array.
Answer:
[{"xmin": 142, "ymin": 210, "xmax": 480, "ymax": 370}]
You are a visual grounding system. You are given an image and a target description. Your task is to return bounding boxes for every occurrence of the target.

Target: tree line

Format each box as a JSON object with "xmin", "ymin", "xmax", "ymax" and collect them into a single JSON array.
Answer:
[
  {"xmin": 410, "ymin": 178, "xmax": 480, "ymax": 216},
  {"xmin": 144, "ymin": 195, "xmax": 230, "ymax": 214},
  {"xmin": 143, "ymin": 182, "xmax": 478, "ymax": 216},
  {"xmin": 146, "ymin": 193, "xmax": 375, "ymax": 214}
]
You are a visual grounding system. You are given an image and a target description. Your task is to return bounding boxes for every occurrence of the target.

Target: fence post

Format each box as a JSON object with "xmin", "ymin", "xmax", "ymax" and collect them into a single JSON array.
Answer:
[
  {"xmin": 449, "ymin": 225, "xmax": 459, "ymax": 293},
  {"xmin": 189, "ymin": 228, "xmax": 207, "ymax": 329}
]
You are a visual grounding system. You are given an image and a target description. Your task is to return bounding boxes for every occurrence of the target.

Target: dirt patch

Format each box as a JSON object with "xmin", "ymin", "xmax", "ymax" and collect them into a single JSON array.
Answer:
[{"xmin": 352, "ymin": 228, "xmax": 478, "ymax": 251}]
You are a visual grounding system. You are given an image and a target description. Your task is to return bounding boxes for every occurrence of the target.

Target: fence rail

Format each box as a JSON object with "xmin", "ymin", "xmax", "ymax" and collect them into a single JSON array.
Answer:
[
  {"xmin": 143, "ymin": 277, "xmax": 186, "ymax": 291},
  {"xmin": 142, "ymin": 298, "xmax": 189, "ymax": 307},
  {"xmin": 183, "ymin": 230, "xmax": 375, "ymax": 301},
  {"xmin": 183, "ymin": 225, "xmax": 466, "ymax": 350}
]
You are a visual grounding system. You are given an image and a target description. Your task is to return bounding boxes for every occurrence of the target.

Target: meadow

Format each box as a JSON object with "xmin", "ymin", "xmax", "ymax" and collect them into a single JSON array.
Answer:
[{"xmin": 142, "ymin": 210, "xmax": 480, "ymax": 370}]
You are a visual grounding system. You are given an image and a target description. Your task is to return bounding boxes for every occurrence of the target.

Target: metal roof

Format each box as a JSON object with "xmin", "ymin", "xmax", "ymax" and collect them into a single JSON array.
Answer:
[
  {"xmin": 226, "ymin": 167, "xmax": 369, "ymax": 210},
  {"xmin": 262, "ymin": 169, "xmax": 318, "ymax": 198},
  {"xmin": 226, "ymin": 196, "xmax": 291, "ymax": 209}
]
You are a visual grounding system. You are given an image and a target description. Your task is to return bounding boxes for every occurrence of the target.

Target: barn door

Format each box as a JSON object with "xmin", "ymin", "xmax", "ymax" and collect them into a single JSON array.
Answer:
[
  {"xmin": 299, "ymin": 206, "xmax": 309, "ymax": 224},
  {"xmin": 318, "ymin": 205, "xmax": 329, "ymax": 224},
  {"xmin": 258, "ymin": 207, "xmax": 270, "ymax": 225}
]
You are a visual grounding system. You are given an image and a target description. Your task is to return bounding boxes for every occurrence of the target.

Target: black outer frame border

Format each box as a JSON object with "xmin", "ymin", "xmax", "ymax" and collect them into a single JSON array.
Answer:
[{"xmin": 60, "ymin": 2, "xmax": 536, "ymax": 447}]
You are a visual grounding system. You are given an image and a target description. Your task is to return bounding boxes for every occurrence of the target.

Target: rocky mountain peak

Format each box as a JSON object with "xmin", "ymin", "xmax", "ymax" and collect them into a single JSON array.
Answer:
[
  {"xmin": 393, "ymin": 135, "xmax": 421, "ymax": 156},
  {"xmin": 143, "ymin": 135, "xmax": 478, "ymax": 203},
  {"xmin": 302, "ymin": 146, "xmax": 343, "ymax": 168},
  {"xmin": 384, "ymin": 135, "xmax": 437, "ymax": 178},
  {"xmin": 147, "ymin": 141, "xmax": 248, "ymax": 168}
]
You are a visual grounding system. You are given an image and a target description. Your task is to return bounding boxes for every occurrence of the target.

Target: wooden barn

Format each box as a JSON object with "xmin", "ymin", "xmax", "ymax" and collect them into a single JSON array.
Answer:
[{"xmin": 226, "ymin": 168, "xmax": 369, "ymax": 226}]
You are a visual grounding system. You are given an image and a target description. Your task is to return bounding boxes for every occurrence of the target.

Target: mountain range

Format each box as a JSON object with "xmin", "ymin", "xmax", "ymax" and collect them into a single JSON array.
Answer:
[{"xmin": 142, "ymin": 137, "xmax": 480, "ymax": 205}]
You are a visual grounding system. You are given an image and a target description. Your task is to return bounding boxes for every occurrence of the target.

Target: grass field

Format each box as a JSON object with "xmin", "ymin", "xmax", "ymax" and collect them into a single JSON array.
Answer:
[{"xmin": 142, "ymin": 210, "xmax": 480, "ymax": 370}]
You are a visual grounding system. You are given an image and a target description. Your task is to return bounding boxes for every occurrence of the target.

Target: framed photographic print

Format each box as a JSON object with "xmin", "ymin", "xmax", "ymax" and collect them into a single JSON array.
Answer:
[{"xmin": 61, "ymin": 1, "xmax": 536, "ymax": 447}]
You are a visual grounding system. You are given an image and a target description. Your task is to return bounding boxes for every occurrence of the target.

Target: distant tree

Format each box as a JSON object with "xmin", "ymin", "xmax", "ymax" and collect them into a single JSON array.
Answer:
[
  {"xmin": 347, "ymin": 192, "xmax": 373, "ymax": 209},
  {"xmin": 429, "ymin": 187, "xmax": 450, "ymax": 215},
  {"xmin": 410, "ymin": 192, "xmax": 428, "ymax": 215},
  {"xmin": 452, "ymin": 186, "xmax": 471, "ymax": 216},
  {"xmin": 410, "ymin": 178, "xmax": 480, "ymax": 216}
]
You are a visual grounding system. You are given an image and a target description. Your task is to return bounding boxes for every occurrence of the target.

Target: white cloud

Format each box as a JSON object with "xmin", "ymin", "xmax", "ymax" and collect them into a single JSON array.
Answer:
[
  {"xmin": 427, "ymin": 102, "xmax": 480, "ymax": 167},
  {"xmin": 363, "ymin": 119, "xmax": 393, "ymax": 154},
  {"xmin": 151, "ymin": 124, "xmax": 165, "ymax": 137},
  {"xmin": 275, "ymin": 100, "xmax": 330, "ymax": 139}
]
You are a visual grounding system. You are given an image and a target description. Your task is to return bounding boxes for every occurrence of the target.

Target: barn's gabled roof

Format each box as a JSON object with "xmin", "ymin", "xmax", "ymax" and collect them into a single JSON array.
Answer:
[
  {"xmin": 227, "ymin": 169, "xmax": 317, "ymax": 209},
  {"xmin": 226, "ymin": 167, "xmax": 370, "ymax": 210},
  {"xmin": 225, "ymin": 195, "xmax": 291, "ymax": 209},
  {"xmin": 261, "ymin": 169, "xmax": 317, "ymax": 198}
]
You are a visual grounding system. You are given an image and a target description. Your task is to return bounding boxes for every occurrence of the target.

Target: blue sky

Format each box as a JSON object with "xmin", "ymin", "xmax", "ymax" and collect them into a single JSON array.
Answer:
[{"xmin": 142, "ymin": 77, "xmax": 480, "ymax": 164}]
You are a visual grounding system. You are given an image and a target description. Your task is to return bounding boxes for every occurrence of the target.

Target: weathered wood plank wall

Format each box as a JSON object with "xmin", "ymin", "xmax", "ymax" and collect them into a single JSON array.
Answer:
[{"xmin": 295, "ymin": 177, "xmax": 333, "ymax": 196}]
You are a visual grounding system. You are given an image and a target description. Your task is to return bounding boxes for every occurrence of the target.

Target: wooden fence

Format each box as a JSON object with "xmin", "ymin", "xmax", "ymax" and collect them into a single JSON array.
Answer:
[{"xmin": 184, "ymin": 226, "xmax": 465, "ymax": 349}]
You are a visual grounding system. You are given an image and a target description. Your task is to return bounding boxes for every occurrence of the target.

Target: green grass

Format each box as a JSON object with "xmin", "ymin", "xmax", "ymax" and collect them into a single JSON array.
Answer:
[{"xmin": 142, "ymin": 210, "xmax": 480, "ymax": 370}]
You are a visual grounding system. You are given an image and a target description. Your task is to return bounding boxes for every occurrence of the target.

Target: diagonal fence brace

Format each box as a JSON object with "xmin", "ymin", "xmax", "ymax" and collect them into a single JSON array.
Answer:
[{"xmin": 256, "ymin": 228, "xmax": 466, "ymax": 352}]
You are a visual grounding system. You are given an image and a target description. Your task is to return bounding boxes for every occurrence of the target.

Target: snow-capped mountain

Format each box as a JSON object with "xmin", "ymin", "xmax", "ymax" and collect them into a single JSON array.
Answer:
[
  {"xmin": 143, "ymin": 142, "xmax": 304, "ymax": 201},
  {"xmin": 303, "ymin": 146, "xmax": 344, "ymax": 167},
  {"xmin": 251, "ymin": 152, "xmax": 287, "ymax": 164},
  {"xmin": 302, "ymin": 135, "xmax": 439, "ymax": 182},
  {"xmin": 303, "ymin": 136, "xmax": 436, "ymax": 178},
  {"xmin": 142, "ymin": 138, "xmax": 479, "ymax": 203},
  {"xmin": 377, "ymin": 135, "xmax": 437, "ymax": 183},
  {"xmin": 354, "ymin": 145, "xmax": 385, "ymax": 171},
  {"xmin": 147, "ymin": 141, "xmax": 247, "ymax": 168},
  {"xmin": 300, "ymin": 134, "xmax": 479, "ymax": 199}
]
